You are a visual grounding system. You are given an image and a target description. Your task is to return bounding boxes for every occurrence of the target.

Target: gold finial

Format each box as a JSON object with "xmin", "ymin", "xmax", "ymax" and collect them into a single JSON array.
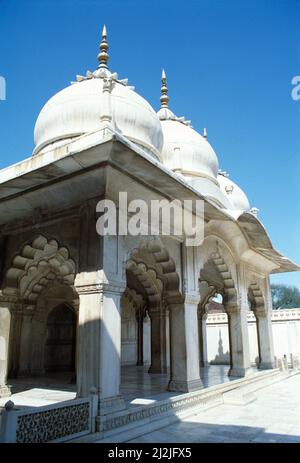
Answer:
[
  {"xmin": 160, "ymin": 68, "xmax": 169, "ymax": 108},
  {"xmin": 203, "ymin": 127, "xmax": 207, "ymax": 140},
  {"xmin": 97, "ymin": 25, "xmax": 109, "ymax": 68}
]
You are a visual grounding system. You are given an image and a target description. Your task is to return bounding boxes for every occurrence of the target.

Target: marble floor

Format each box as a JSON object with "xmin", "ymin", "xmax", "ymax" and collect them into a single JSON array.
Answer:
[
  {"xmin": 0, "ymin": 364, "xmax": 242, "ymax": 409},
  {"xmin": 127, "ymin": 372, "xmax": 300, "ymax": 443},
  {"xmin": 0, "ymin": 372, "xmax": 77, "ymax": 408},
  {"xmin": 121, "ymin": 364, "xmax": 238, "ymax": 406}
]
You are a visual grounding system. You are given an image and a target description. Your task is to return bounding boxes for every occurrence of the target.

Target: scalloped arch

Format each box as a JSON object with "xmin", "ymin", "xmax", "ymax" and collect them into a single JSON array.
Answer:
[
  {"xmin": 200, "ymin": 250, "xmax": 237, "ymax": 309},
  {"xmin": 248, "ymin": 280, "xmax": 265, "ymax": 313},
  {"xmin": 126, "ymin": 238, "xmax": 182, "ymax": 306},
  {"xmin": 3, "ymin": 235, "xmax": 76, "ymax": 302}
]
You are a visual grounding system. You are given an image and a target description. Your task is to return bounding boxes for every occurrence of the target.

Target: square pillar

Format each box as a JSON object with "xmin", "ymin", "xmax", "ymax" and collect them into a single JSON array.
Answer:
[
  {"xmin": 148, "ymin": 306, "xmax": 167, "ymax": 374},
  {"xmin": 136, "ymin": 311, "xmax": 144, "ymax": 366},
  {"xmin": 75, "ymin": 281, "xmax": 126, "ymax": 419},
  {"xmin": 0, "ymin": 298, "xmax": 13, "ymax": 397},
  {"xmin": 18, "ymin": 305, "xmax": 35, "ymax": 376},
  {"xmin": 199, "ymin": 314, "xmax": 209, "ymax": 367},
  {"xmin": 255, "ymin": 276, "xmax": 275, "ymax": 369},
  {"xmin": 227, "ymin": 304, "xmax": 252, "ymax": 377},
  {"xmin": 256, "ymin": 311, "xmax": 275, "ymax": 369},
  {"xmin": 7, "ymin": 305, "xmax": 22, "ymax": 378},
  {"xmin": 168, "ymin": 297, "xmax": 203, "ymax": 392}
]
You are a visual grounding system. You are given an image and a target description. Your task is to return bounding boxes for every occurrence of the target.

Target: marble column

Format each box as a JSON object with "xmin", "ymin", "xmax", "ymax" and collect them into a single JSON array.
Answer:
[
  {"xmin": 199, "ymin": 313, "xmax": 209, "ymax": 368},
  {"xmin": 18, "ymin": 305, "xmax": 35, "ymax": 376},
  {"xmin": 0, "ymin": 299, "xmax": 12, "ymax": 397},
  {"xmin": 168, "ymin": 297, "xmax": 203, "ymax": 392},
  {"xmin": 148, "ymin": 307, "xmax": 167, "ymax": 374},
  {"xmin": 227, "ymin": 303, "xmax": 252, "ymax": 377},
  {"xmin": 255, "ymin": 276, "xmax": 275, "ymax": 369},
  {"xmin": 143, "ymin": 313, "xmax": 151, "ymax": 364},
  {"xmin": 7, "ymin": 305, "xmax": 22, "ymax": 378},
  {"xmin": 256, "ymin": 310, "xmax": 275, "ymax": 369},
  {"xmin": 136, "ymin": 311, "xmax": 144, "ymax": 366},
  {"xmin": 76, "ymin": 282, "xmax": 126, "ymax": 418}
]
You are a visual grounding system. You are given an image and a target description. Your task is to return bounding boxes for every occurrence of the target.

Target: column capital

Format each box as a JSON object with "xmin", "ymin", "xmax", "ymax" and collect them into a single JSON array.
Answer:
[
  {"xmin": 22, "ymin": 304, "xmax": 36, "ymax": 318},
  {"xmin": 148, "ymin": 306, "xmax": 164, "ymax": 318},
  {"xmin": 225, "ymin": 303, "xmax": 241, "ymax": 315},
  {"xmin": 75, "ymin": 281, "xmax": 126, "ymax": 296},
  {"xmin": 167, "ymin": 294, "xmax": 200, "ymax": 311},
  {"xmin": 183, "ymin": 293, "xmax": 200, "ymax": 306},
  {"xmin": 0, "ymin": 298, "xmax": 18, "ymax": 308},
  {"xmin": 166, "ymin": 302, "xmax": 183, "ymax": 312},
  {"xmin": 254, "ymin": 305, "xmax": 267, "ymax": 317}
]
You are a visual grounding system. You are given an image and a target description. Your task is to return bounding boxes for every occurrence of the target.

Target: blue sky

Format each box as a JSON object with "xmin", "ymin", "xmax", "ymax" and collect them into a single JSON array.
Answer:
[{"xmin": 0, "ymin": 0, "xmax": 299, "ymax": 287}]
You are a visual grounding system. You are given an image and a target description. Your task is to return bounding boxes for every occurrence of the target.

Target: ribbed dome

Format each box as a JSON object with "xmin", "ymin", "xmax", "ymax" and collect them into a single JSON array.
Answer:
[
  {"xmin": 218, "ymin": 173, "xmax": 251, "ymax": 211},
  {"xmin": 33, "ymin": 77, "xmax": 163, "ymax": 159}
]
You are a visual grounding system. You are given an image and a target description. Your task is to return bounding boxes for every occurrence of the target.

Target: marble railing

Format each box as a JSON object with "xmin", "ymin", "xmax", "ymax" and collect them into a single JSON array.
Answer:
[{"xmin": 0, "ymin": 392, "xmax": 98, "ymax": 443}]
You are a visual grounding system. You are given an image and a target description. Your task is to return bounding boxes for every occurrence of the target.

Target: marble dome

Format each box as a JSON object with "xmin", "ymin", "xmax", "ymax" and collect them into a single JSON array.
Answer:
[
  {"xmin": 157, "ymin": 71, "xmax": 231, "ymax": 209},
  {"xmin": 33, "ymin": 28, "xmax": 163, "ymax": 159},
  {"xmin": 158, "ymin": 116, "xmax": 219, "ymax": 181},
  {"xmin": 218, "ymin": 172, "xmax": 251, "ymax": 212}
]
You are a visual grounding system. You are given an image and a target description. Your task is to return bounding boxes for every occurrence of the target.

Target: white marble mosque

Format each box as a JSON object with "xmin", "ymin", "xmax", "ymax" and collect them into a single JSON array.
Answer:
[{"xmin": 0, "ymin": 27, "xmax": 299, "ymax": 440}]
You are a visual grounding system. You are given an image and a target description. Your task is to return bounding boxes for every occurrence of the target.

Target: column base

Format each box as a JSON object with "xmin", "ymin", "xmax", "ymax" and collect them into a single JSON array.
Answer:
[
  {"xmin": 200, "ymin": 361, "xmax": 210, "ymax": 368},
  {"xmin": 228, "ymin": 367, "xmax": 253, "ymax": 378},
  {"xmin": 0, "ymin": 385, "xmax": 11, "ymax": 398},
  {"xmin": 258, "ymin": 361, "xmax": 276, "ymax": 370},
  {"xmin": 98, "ymin": 394, "xmax": 126, "ymax": 416},
  {"xmin": 168, "ymin": 378, "xmax": 203, "ymax": 393}
]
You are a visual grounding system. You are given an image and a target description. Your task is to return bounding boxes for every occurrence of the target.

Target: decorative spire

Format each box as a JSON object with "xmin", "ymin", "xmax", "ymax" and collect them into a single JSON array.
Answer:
[
  {"xmin": 203, "ymin": 127, "xmax": 207, "ymax": 140},
  {"xmin": 218, "ymin": 169, "xmax": 230, "ymax": 178},
  {"xmin": 160, "ymin": 68, "xmax": 169, "ymax": 108},
  {"xmin": 97, "ymin": 25, "xmax": 109, "ymax": 68},
  {"xmin": 250, "ymin": 207, "xmax": 259, "ymax": 217}
]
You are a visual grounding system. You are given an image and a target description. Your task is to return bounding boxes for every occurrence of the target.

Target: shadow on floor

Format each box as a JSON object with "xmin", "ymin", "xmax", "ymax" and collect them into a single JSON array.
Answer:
[{"xmin": 127, "ymin": 420, "xmax": 300, "ymax": 444}]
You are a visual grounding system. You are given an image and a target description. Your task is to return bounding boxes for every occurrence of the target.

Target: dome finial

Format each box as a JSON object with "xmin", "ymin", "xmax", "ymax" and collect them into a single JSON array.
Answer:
[
  {"xmin": 203, "ymin": 127, "xmax": 207, "ymax": 140},
  {"xmin": 97, "ymin": 24, "xmax": 109, "ymax": 68},
  {"xmin": 160, "ymin": 68, "xmax": 169, "ymax": 108}
]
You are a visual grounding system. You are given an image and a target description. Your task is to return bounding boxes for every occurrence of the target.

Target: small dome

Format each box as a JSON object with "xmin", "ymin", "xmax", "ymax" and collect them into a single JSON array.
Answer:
[
  {"xmin": 218, "ymin": 173, "xmax": 251, "ymax": 211},
  {"xmin": 159, "ymin": 118, "xmax": 235, "ymax": 208},
  {"xmin": 157, "ymin": 70, "xmax": 231, "ymax": 208},
  {"xmin": 159, "ymin": 119, "xmax": 219, "ymax": 180},
  {"xmin": 33, "ymin": 28, "xmax": 163, "ymax": 159}
]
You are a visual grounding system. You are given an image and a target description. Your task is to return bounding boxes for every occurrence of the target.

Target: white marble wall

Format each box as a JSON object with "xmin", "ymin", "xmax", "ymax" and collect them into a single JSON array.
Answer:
[
  {"xmin": 206, "ymin": 309, "xmax": 300, "ymax": 365},
  {"xmin": 121, "ymin": 298, "xmax": 151, "ymax": 365},
  {"xmin": 206, "ymin": 321, "xmax": 230, "ymax": 365}
]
